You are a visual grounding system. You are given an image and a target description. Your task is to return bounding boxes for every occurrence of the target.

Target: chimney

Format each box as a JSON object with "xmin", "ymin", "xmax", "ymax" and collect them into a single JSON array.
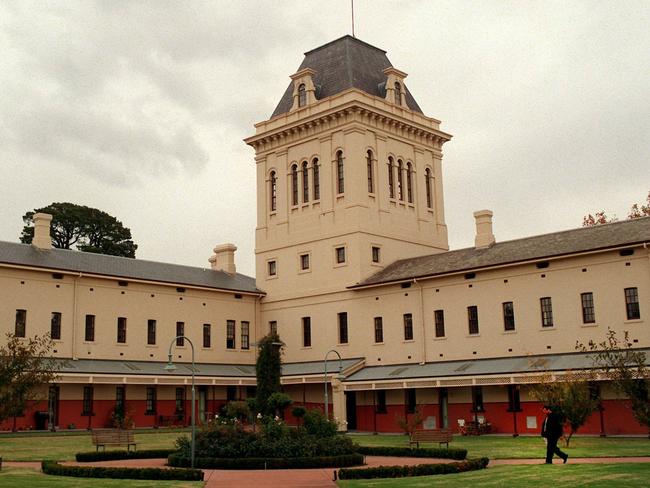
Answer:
[
  {"xmin": 474, "ymin": 210, "xmax": 495, "ymax": 248},
  {"xmin": 32, "ymin": 213, "xmax": 53, "ymax": 250},
  {"xmin": 209, "ymin": 243, "xmax": 237, "ymax": 274}
]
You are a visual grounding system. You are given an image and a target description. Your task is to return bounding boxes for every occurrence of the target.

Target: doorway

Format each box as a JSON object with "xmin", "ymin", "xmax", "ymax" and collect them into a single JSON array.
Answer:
[
  {"xmin": 439, "ymin": 387, "xmax": 448, "ymax": 429},
  {"xmin": 345, "ymin": 391, "xmax": 357, "ymax": 430}
]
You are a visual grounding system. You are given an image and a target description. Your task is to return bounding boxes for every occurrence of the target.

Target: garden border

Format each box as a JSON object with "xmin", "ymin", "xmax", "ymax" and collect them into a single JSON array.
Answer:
[
  {"xmin": 337, "ymin": 457, "xmax": 490, "ymax": 480},
  {"xmin": 41, "ymin": 460, "xmax": 204, "ymax": 481},
  {"xmin": 168, "ymin": 452, "xmax": 364, "ymax": 469}
]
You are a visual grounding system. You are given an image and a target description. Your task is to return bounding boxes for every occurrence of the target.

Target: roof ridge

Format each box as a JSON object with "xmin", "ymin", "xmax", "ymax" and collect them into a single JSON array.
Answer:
[{"xmin": 304, "ymin": 35, "xmax": 387, "ymax": 56}]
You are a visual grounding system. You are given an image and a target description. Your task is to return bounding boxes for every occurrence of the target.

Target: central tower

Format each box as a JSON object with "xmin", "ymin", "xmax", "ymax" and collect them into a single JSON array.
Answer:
[{"xmin": 246, "ymin": 36, "xmax": 452, "ymax": 302}]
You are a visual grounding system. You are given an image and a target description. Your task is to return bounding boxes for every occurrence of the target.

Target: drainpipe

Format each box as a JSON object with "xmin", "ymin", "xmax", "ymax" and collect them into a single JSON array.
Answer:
[{"xmin": 413, "ymin": 278, "xmax": 427, "ymax": 365}]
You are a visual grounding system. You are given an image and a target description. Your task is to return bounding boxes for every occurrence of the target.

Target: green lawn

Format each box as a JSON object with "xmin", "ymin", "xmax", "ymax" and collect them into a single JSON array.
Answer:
[
  {"xmin": 337, "ymin": 463, "xmax": 650, "ymax": 487},
  {"xmin": 0, "ymin": 467, "xmax": 201, "ymax": 488},
  {"xmin": 0, "ymin": 430, "xmax": 189, "ymax": 461},
  {"xmin": 348, "ymin": 434, "xmax": 650, "ymax": 459}
]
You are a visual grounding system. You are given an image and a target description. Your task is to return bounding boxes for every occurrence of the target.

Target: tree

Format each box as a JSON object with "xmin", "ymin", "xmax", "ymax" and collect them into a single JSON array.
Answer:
[
  {"xmin": 576, "ymin": 328, "xmax": 650, "ymax": 437},
  {"xmin": 583, "ymin": 191, "xmax": 650, "ymax": 226},
  {"xmin": 20, "ymin": 202, "xmax": 137, "ymax": 258},
  {"xmin": 0, "ymin": 334, "xmax": 59, "ymax": 425},
  {"xmin": 254, "ymin": 333, "xmax": 283, "ymax": 417}
]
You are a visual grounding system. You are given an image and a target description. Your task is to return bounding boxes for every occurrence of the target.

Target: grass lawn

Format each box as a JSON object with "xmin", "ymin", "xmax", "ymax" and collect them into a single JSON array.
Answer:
[
  {"xmin": 0, "ymin": 466, "xmax": 202, "ymax": 488},
  {"xmin": 337, "ymin": 463, "xmax": 650, "ymax": 487},
  {"xmin": 0, "ymin": 430, "xmax": 189, "ymax": 461},
  {"xmin": 347, "ymin": 434, "xmax": 650, "ymax": 459}
]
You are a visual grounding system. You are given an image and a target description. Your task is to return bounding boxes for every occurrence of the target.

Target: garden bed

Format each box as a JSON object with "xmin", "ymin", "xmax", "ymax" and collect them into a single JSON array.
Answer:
[{"xmin": 168, "ymin": 452, "xmax": 364, "ymax": 469}]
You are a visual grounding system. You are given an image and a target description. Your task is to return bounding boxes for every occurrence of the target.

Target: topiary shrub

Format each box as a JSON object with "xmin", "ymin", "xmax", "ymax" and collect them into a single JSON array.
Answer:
[
  {"xmin": 337, "ymin": 457, "xmax": 489, "ymax": 480},
  {"xmin": 42, "ymin": 461, "xmax": 203, "ymax": 481}
]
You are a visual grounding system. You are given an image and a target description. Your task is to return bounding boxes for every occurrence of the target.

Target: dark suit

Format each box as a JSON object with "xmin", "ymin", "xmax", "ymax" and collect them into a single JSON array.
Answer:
[{"xmin": 541, "ymin": 411, "xmax": 568, "ymax": 463}]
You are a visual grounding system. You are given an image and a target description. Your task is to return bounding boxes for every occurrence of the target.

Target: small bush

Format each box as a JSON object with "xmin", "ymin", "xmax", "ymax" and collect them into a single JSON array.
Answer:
[
  {"xmin": 41, "ymin": 461, "xmax": 203, "ymax": 481},
  {"xmin": 356, "ymin": 445, "xmax": 467, "ymax": 460},
  {"xmin": 168, "ymin": 452, "xmax": 364, "ymax": 469},
  {"xmin": 75, "ymin": 449, "xmax": 176, "ymax": 462},
  {"xmin": 302, "ymin": 409, "xmax": 338, "ymax": 437},
  {"xmin": 338, "ymin": 457, "xmax": 489, "ymax": 480}
]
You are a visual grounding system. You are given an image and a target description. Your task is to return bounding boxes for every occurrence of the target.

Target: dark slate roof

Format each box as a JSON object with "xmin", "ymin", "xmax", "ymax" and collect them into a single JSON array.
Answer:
[
  {"xmin": 345, "ymin": 349, "xmax": 650, "ymax": 382},
  {"xmin": 271, "ymin": 35, "xmax": 423, "ymax": 118},
  {"xmin": 0, "ymin": 240, "xmax": 262, "ymax": 294},
  {"xmin": 355, "ymin": 217, "xmax": 650, "ymax": 287}
]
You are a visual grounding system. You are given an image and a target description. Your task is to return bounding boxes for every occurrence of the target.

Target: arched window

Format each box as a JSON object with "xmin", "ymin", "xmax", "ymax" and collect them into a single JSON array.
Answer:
[
  {"xmin": 397, "ymin": 159, "xmax": 404, "ymax": 201},
  {"xmin": 270, "ymin": 170, "xmax": 277, "ymax": 212},
  {"xmin": 406, "ymin": 162, "xmax": 413, "ymax": 203},
  {"xmin": 367, "ymin": 150, "xmax": 374, "ymax": 193},
  {"xmin": 336, "ymin": 151, "xmax": 344, "ymax": 194},
  {"xmin": 425, "ymin": 168, "xmax": 433, "ymax": 209},
  {"xmin": 394, "ymin": 82, "xmax": 402, "ymax": 105},
  {"xmin": 291, "ymin": 164, "xmax": 298, "ymax": 206},
  {"xmin": 302, "ymin": 161, "xmax": 309, "ymax": 203},
  {"xmin": 312, "ymin": 158, "xmax": 320, "ymax": 200},
  {"xmin": 388, "ymin": 157, "xmax": 395, "ymax": 198},
  {"xmin": 298, "ymin": 84, "xmax": 306, "ymax": 107}
]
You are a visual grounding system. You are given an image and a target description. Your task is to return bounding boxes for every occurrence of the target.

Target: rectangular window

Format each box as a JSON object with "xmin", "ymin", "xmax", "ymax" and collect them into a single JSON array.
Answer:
[
  {"xmin": 471, "ymin": 386, "xmax": 484, "ymax": 412},
  {"xmin": 15, "ymin": 309, "xmax": 26, "ymax": 337},
  {"xmin": 241, "ymin": 321, "xmax": 250, "ymax": 349},
  {"xmin": 269, "ymin": 320, "xmax": 278, "ymax": 336},
  {"xmin": 147, "ymin": 319, "xmax": 156, "ymax": 345},
  {"xmin": 302, "ymin": 316, "xmax": 311, "ymax": 347},
  {"xmin": 203, "ymin": 323, "xmax": 211, "ymax": 348},
  {"xmin": 313, "ymin": 162, "xmax": 320, "ymax": 200},
  {"xmin": 434, "ymin": 310, "xmax": 445, "ymax": 338},
  {"xmin": 268, "ymin": 260, "xmax": 277, "ymax": 276},
  {"xmin": 117, "ymin": 317, "xmax": 127, "ymax": 343},
  {"xmin": 115, "ymin": 386, "xmax": 125, "ymax": 411},
  {"xmin": 372, "ymin": 246, "xmax": 380, "ymax": 263},
  {"xmin": 82, "ymin": 386, "xmax": 93, "ymax": 415},
  {"xmin": 403, "ymin": 313, "xmax": 414, "ymax": 341},
  {"xmin": 503, "ymin": 302, "xmax": 515, "ymax": 331},
  {"xmin": 338, "ymin": 312, "xmax": 348, "ymax": 344},
  {"xmin": 176, "ymin": 322, "xmax": 185, "ymax": 346},
  {"xmin": 540, "ymin": 297, "xmax": 553, "ymax": 327},
  {"xmin": 507, "ymin": 385, "xmax": 521, "ymax": 412},
  {"xmin": 406, "ymin": 388, "xmax": 417, "ymax": 414},
  {"xmin": 376, "ymin": 390, "xmax": 387, "ymax": 414},
  {"xmin": 335, "ymin": 246, "xmax": 346, "ymax": 264},
  {"xmin": 227, "ymin": 385, "xmax": 237, "ymax": 401},
  {"xmin": 467, "ymin": 306, "xmax": 479, "ymax": 335},
  {"xmin": 374, "ymin": 317, "xmax": 383, "ymax": 343},
  {"xmin": 226, "ymin": 320, "xmax": 236, "ymax": 349},
  {"xmin": 300, "ymin": 253, "xmax": 310, "ymax": 270},
  {"xmin": 50, "ymin": 312, "xmax": 62, "ymax": 340},
  {"xmin": 146, "ymin": 387, "xmax": 156, "ymax": 415},
  {"xmin": 84, "ymin": 314, "xmax": 95, "ymax": 342},
  {"xmin": 175, "ymin": 387, "xmax": 185, "ymax": 413},
  {"xmin": 625, "ymin": 287, "xmax": 640, "ymax": 320},
  {"xmin": 581, "ymin": 292, "xmax": 595, "ymax": 324}
]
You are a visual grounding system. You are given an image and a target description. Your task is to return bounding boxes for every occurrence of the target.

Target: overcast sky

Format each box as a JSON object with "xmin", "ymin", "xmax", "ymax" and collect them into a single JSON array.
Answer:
[{"xmin": 1, "ymin": 0, "xmax": 648, "ymax": 277}]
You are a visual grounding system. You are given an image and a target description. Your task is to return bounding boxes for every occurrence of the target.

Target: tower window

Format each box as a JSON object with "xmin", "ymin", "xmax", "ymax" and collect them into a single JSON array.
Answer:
[
  {"xmin": 269, "ymin": 320, "xmax": 278, "ymax": 336},
  {"xmin": 241, "ymin": 321, "xmax": 250, "ymax": 350},
  {"xmin": 268, "ymin": 260, "xmax": 277, "ymax": 277},
  {"xmin": 394, "ymin": 82, "xmax": 402, "ymax": 105},
  {"xmin": 85, "ymin": 314, "xmax": 95, "ymax": 342},
  {"xmin": 302, "ymin": 161, "xmax": 309, "ymax": 203},
  {"xmin": 367, "ymin": 150, "xmax": 374, "ymax": 193},
  {"xmin": 298, "ymin": 83, "xmax": 306, "ymax": 107},
  {"xmin": 540, "ymin": 297, "xmax": 554, "ymax": 327},
  {"xmin": 338, "ymin": 312, "xmax": 348, "ymax": 344},
  {"xmin": 372, "ymin": 246, "xmax": 380, "ymax": 263},
  {"xmin": 270, "ymin": 171, "xmax": 277, "ymax": 212},
  {"xmin": 302, "ymin": 317, "xmax": 311, "ymax": 347},
  {"xmin": 15, "ymin": 309, "xmax": 26, "ymax": 338},
  {"xmin": 624, "ymin": 287, "xmax": 640, "ymax": 320},
  {"xmin": 203, "ymin": 323, "xmax": 211, "ymax": 348},
  {"xmin": 176, "ymin": 322, "xmax": 185, "ymax": 346},
  {"xmin": 374, "ymin": 317, "xmax": 383, "ymax": 343},
  {"xmin": 312, "ymin": 158, "xmax": 320, "ymax": 200},
  {"xmin": 434, "ymin": 309, "xmax": 445, "ymax": 338},
  {"xmin": 300, "ymin": 253, "xmax": 310, "ymax": 270},
  {"xmin": 406, "ymin": 162, "xmax": 413, "ymax": 203},
  {"xmin": 336, "ymin": 151, "xmax": 344, "ymax": 194},
  {"xmin": 403, "ymin": 313, "xmax": 413, "ymax": 340},
  {"xmin": 581, "ymin": 292, "xmax": 595, "ymax": 324},
  {"xmin": 397, "ymin": 159, "xmax": 404, "ymax": 200},
  {"xmin": 335, "ymin": 246, "xmax": 346, "ymax": 264},
  {"xmin": 147, "ymin": 319, "xmax": 156, "ymax": 345},
  {"xmin": 425, "ymin": 168, "xmax": 433, "ymax": 209},
  {"xmin": 467, "ymin": 306, "xmax": 479, "ymax": 335},
  {"xmin": 117, "ymin": 317, "xmax": 127, "ymax": 343},
  {"xmin": 50, "ymin": 312, "xmax": 62, "ymax": 340},
  {"xmin": 503, "ymin": 302, "xmax": 515, "ymax": 331},
  {"xmin": 291, "ymin": 164, "xmax": 298, "ymax": 206},
  {"xmin": 388, "ymin": 157, "xmax": 395, "ymax": 198}
]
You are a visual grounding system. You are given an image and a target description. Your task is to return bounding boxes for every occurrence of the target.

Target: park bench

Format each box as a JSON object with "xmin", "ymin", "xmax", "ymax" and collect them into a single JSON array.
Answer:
[
  {"xmin": 91, "ymin": 429, "xmax": 137, "ymax": 452},
  {"xmin": 409, "ymin": 429, "xmax": 453, "ymax": 448}
]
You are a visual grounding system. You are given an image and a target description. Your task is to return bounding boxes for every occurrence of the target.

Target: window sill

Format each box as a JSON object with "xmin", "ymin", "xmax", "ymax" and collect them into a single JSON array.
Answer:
[
  {"xmin": 403, "ymin": 339, "xmax": 415, "ymax": 343},
  {"xmin": 145, "ymin": 344, "xmax": 158, "ymax": 348},
  {"xmin": 580, "ymin": 323, "xmax": 598, "ymax": 328},
  {"xmin": 115, "ymin": 343, "xmax": 128, "ymax": 346},
  {"xmin": 333, "ymin": 262, "xmax": 348, "ymax": 268},
  {"xmin": 266, "ymin": 275, "xmax": 278, "ymax": 280},
  {"xmin": 373, "ymin": 342, "xmax": 384, "ymax": 346},
  {"xmin": 502, "ymin": 330, "xmax": 517, "ymax": 335},
  {"xmin": 337, "ymin": 342, "xmax": 349, "ymax": 347},
  {"xmin": 466, "ymin": 334, "xmax": 480, "ymax": 338},
  {"xmin": 624, "ymin": 319, "xmax": 643, "ymax": 324},
  {"xmin": 301, "ymin": 346, "xmax": 313, "ymax": 350},
  {"xmin": 539, "ymin": 326, "xmax": 556, "ymax": 331},
  {"xmin": 298, "ymin": 269, "xmax": 311, "ymax": 274},
  {"xmin": 433, "ymin": 336, "xmax": 447, "ymax": 341}
]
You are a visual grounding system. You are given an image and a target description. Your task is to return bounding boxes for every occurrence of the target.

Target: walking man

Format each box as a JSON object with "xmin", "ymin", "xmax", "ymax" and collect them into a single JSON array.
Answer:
[{"xmin": 541, "ymin": 405, "xmax": 568, "ymax": 464}]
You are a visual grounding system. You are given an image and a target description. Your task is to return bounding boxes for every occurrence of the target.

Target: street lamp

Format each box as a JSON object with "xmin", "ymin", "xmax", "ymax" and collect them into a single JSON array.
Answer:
[
  {"xmin": 324, "ymin": 349, "xmax": 343, "ymax": 420},
  {"xmin": 165, "ymin": 336, "xmax": 196, "ymax": 468}
]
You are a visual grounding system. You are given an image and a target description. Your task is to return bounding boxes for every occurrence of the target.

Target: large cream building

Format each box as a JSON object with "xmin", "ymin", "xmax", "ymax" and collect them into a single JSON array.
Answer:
[{"xmin": 1, "ymin": 36, "xmax": 648, "ymax": 435}]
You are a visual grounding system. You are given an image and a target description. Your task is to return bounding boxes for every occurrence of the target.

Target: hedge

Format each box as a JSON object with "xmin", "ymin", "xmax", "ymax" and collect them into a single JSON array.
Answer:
[
  {"xmin": 356, "ymin": 445, "xmax": 467, "ymax": 460},
  {"xmin": 41, "ymin": 461, "xmax": 204, "ymax": 481},
  {"xmin": 76, "ymin": 449, "xmax": 176, "ymax": 462},
  {"xmin": 338, "ymin": 457, "xmax": 489, "ymax": 480},
  {"xmin": 168, "ymin": 452, "xmax": 364, "ymax": 469}
]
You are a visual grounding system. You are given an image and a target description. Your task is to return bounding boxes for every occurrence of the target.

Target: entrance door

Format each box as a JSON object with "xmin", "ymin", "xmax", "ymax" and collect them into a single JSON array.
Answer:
[
  {"xmin": 439, "ymin": 387, "xmax": 448, "ymax": 429},
  {"xmin": 48, "ymin": 385, "xmax": 60, "ymax": 430},
  {"xmin": 199, "ymin": 387, "xmax": 207, "ymax": 423},
  {"xmin": 345, "ymin": 391, "xmax": 357, "ymax": 430}
]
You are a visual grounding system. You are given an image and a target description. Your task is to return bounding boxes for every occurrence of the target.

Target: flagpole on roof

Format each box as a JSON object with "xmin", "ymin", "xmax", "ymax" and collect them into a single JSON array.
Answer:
[{"xmin": 351, "ymin": 0, "xmax": 355, "ymax": 37}]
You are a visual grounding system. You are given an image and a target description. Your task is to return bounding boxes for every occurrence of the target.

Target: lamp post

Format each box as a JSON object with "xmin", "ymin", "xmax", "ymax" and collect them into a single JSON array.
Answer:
[
  {"xmin": 165, "ymin": 336, "xmax": 196, "ymax": 468},
  {"xmin": 324, "ymin": 349, "xmax": 343, "ymax": 420}
]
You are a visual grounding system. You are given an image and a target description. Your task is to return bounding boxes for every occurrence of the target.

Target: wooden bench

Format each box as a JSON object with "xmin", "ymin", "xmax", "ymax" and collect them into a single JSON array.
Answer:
[
  {"xmin": 409, "ymin": 429, "xmax": 453, "ymax": 448},
  {"xmin": 91, "ymin": 429, "xmax": 137, "ymax": 452}
]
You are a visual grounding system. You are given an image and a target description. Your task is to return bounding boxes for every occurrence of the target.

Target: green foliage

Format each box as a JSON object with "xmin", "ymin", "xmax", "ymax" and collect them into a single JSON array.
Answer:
[
  {"xmin": 0, "ymin": 333, "xmax": 58, "ymax": 423},
  {"xmin": 223, "ymin": 401, "xmax": 251, "ymax": 421},
  {"xmin": 577, "ymin": 328, "xmax": 650, "ymax": 435},
  {"xmin": 20, "ymin": 202, "xmax": 137, "ymax": 258},
  {"xmin": 302, "ymin": 409, "xmax": 338, "ymax": 437},
  {"xmin": 41, "ymin": 460, "xmax": 203, "ymax": 480},
  {"xmin": 267, "ymin": 392, "xmax": 292, "ymax": 417},
  {"xmin": 255, "ymin": 333, "xmax": 283, "ymax": 416},
  {"xmin": 168, "ymin": 453, "xmax": 364, "ymax": 469},
  {"xmin": 75, "ymin": 449, "xmax": 176, "ymax": 462},
  {"xmin": 291, "ymin": 406, "xmax": 307, "ymax": 419},
  {"xmin": 356, "ymin": 445, "xmax": 467, "ymax": 460},
  {"xmin": 337, "ymin": 457, "xmax": 489, "ymax": 480}
]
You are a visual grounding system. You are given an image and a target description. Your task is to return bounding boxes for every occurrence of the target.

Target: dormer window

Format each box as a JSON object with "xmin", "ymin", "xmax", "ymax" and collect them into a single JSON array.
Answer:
[
  {"xmin": 383, "ymin": 67, "xmax": 408, "ymax": 108},
  {"xmin": 290, "ymin": 68, "xmax": 316, "ymax": 112},
  {"xmin": 394, "ymin": 82, "xmax": 402, "ymax": 105},
  {"xmin": 298, "ymin": 84, "xmax": 306, "ymax": 107}
]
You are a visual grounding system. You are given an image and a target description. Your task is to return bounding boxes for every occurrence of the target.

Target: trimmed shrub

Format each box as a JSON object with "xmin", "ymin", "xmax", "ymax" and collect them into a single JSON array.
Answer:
[
  {"xmin": 338, "ymin": 457, "xmax": 489, "ymax": 480},
  {"xmin": 41, "ymin": 461, "xmax": 203, "ymax": 481},
  {"xmin": 75, "ymin": 449, "xmax": 176, "ymax": 462},
  {"xmin": 168, "ymin": 452, "xmax": 364, "ymax": 470},
  {"xmin": 356, "ymin": 445, "xmax": 467, "ymax": 460}
]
